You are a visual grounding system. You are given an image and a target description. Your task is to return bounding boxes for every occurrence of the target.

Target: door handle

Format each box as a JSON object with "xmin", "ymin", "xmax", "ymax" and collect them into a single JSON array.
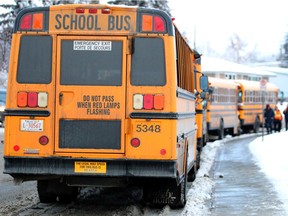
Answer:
[{"xmin": 59, "ymin": 92, "xmax": 63, "ymax": 105}]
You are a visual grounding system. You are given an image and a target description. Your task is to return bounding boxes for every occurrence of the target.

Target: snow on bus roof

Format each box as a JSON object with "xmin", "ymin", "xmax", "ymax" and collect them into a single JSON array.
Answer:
[{"xmin": 202, "ymin": 56, "xmax": 276, "ymax": 77}]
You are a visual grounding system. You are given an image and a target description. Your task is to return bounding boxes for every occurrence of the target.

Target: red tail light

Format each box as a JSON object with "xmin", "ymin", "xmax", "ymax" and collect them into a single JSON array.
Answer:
[
  {"xmin": 143, "ymin": 94, "xmax": 153, "ymax": 110},
  {"xmin": 154, "ymin": 94, "xmax": 164, "ymax": 110},
  {"xmin": 39, "ymin": 136, "xmax": 49, "ymax": 145},
  {"xmin": 133, "ymin": 94, "xmax": 164, "ymax": 110},
  {"xmin": 17, "ymin": 91, "xmax": 28, "ymax": 107},
  {"xmin": 131, "ymin": 138, "xmax": 140, "ymax": 148},
  {"xmin": 28, "ymin": 92, "xmax": 38, "ymax": 107},
  {"xmin": 18, "ymin": 91, "xmax": 48, "ymax": 108}
]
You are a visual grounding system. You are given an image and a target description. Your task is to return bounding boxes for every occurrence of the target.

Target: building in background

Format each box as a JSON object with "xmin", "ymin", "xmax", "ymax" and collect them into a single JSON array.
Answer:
[{"xmin": 201, "ymin": 56, "xmax": 276, "ymax": 82}]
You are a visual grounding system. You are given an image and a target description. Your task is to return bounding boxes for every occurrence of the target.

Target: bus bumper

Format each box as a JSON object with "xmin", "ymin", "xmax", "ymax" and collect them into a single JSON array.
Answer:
[{"xmin": 4, "ymin": 157, "xmax": 177, "ymax": 180}]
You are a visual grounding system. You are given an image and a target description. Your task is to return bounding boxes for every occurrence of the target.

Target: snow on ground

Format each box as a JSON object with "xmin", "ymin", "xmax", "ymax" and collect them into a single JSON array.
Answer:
[
  {"xmin": 249, "ymin": 130, "xmax": 288, "ymax": 213},
  {"xmin": 181, "ymin": 139, "xmax": 223, "ymax": 216}
]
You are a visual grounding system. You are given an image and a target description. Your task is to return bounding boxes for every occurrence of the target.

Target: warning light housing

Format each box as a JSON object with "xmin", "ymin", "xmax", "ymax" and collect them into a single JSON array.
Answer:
[
  {"xmin": 133, "ymin": 94, "xmax": 164, "ymax": 110},
  {"xmin": 141, "ymin": 14, "xmax": 166, "ymax": 33},
  {"xmin": 19, "ymin": 12, "xmax": 45, "ymax": 31}
]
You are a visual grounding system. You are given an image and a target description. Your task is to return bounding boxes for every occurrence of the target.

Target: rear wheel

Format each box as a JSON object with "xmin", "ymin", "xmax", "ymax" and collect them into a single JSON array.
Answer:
[
  {"xmin": 218, "ymin": 120, "xmax": 224, "ymax": 140},
  {"xmin": 253, "ymin": 117, "xmax": 260, "ymax": 133},
  {"xmin": 37, "ymin": 180, "xmax": 57, "ymax": 203}
]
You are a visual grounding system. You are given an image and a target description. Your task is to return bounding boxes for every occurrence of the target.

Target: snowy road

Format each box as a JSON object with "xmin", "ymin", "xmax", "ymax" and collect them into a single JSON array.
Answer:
[{"xmin": 211, "ymin": 135, "xmax": 287, "ymax": 216}]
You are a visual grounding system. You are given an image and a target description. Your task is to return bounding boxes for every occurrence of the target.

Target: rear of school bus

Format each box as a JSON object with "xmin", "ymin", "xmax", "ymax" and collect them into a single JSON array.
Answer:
[
  {"xmin": 236, "ymin": 80, "xmax": 278, "ymax": 133},
  {"xmin": 4, "ymin": 4, "xmax": 197, "ymax": 207}
]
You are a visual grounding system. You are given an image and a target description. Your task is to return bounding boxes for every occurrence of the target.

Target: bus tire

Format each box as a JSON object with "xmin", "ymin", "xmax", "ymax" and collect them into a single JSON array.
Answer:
[
  {"xmin": 37, "ymin": 180, "xmax": 57, "ymax": 203},
  {"xmin": 218, "ymin": 120, "xmax": 224, "ymax": 140},
  {"xmin": 58, "ymin": 187, "xmax": 79, "ymax": 204},
  {"xmin": 253, "ymin": 117, "xmax": 260, "ymax": 133}
]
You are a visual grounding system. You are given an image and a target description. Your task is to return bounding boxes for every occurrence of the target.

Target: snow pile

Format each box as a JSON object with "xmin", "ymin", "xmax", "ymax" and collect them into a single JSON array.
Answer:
[
  {"xmin": 249, "ymin": 131, "xmax": 288, "ymax": 213},
  {"xmin": 181, "ymin": 140, "xmax": 223, "ymax": 216}
]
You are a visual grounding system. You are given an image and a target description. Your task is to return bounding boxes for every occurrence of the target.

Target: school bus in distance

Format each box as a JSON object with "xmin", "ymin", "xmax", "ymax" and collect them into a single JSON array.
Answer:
[
  {"xmin": 207, "ymin": 77, "xmax": 239, "ymax": 139},
  {"xmin": 194, "ymin": 52, "xmax": 208, "ymax": 166},
  {"xmin": 236, "ymin": 79, "xmax": 279, "ymax": 133},
  {"xmin": 3, "ymin": 4, "xmax": 208, "ymax": 207}
]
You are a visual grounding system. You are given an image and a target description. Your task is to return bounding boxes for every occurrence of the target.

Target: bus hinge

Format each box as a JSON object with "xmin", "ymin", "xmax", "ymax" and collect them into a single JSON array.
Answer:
[
  {"xmin": 127, "ymin": 36, "xmax": 133, "ymax": 55},
  {"xmin": 125, "ymin": 118, "xmax": 131, "ymax": 134}
]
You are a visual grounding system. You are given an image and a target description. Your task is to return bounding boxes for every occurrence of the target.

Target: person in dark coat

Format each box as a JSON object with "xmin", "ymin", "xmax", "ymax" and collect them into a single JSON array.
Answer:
[
  {"xmin": 283, "ymin": 105, "xmax": 288, "ymax": 131},
  {"xmin": 264, "ymin": 104, "xmax": 274, "ymax": 134}
]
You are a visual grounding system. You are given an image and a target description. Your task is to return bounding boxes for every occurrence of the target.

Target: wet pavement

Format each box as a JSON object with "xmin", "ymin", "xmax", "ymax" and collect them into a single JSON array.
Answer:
[{"xmin": 210, "ymin": 135, "xmax": 287, "ymax": 216}]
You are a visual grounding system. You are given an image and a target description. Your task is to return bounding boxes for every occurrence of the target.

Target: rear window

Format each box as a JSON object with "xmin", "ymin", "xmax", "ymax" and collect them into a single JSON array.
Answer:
[
  {"xmin": 131, "ymin": 37, "xmax": 166, "ymax": 86},
  {"xmin": 60, "ymin": 40, "xmax": 123, "ymax": 86},
  {"xmin": 17, "ymin": 35, "xmax": 52, "ymax": 84}
]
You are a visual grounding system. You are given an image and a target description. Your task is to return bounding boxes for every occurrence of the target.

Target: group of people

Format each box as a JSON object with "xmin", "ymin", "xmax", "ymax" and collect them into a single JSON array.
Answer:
[{"xmin": 264, "ymin": 104, "xmax": 288, "ymax": 134}]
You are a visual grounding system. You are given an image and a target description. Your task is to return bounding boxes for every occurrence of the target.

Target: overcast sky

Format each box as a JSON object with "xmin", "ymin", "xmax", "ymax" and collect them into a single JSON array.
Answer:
[{"xmin": 169, "ymin": 0, "xmax": 288, "ymax": 56}]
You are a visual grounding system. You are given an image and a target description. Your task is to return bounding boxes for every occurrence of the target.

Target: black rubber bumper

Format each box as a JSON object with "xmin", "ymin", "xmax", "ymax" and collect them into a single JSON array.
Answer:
[{"xmin": 4, "ymin": 157, "xmax": 177, "ymax": 178}]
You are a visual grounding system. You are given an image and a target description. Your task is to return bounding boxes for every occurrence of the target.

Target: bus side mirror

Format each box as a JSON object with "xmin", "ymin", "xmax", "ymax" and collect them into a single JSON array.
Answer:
[{"xmin": 200, "ymin": 75, "xmax": 208, "ymax": 91}]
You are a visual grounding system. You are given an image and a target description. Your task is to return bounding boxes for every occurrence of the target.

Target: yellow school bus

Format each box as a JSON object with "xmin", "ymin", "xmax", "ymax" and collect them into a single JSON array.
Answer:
[
  {"xmin": 194, "ymin": 52, "xmax": 208, "ymax": 168},
  {"xmin": 4, "ymin": 4, "xmax": 208, "ymax": 207},
  {"xmin": 236, "ymin": 79, "xmax": 278, "ymax": 133},
  {"xmin": 207, "ymin": 77, "xmax": 239, "ymax": 139}
]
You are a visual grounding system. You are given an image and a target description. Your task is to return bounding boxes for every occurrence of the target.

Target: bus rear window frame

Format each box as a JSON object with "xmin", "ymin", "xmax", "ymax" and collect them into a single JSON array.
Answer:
[
  {"xmin": 131, "ymin": 37, "xmax": 166, "ymax": 86},
  {"xmin": 17, "ymin": 35, "xmax": 52, "ymax": 84}
]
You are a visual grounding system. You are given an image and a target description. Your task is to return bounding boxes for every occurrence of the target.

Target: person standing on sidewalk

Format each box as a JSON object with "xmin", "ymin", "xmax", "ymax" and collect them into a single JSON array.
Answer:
[
  {"xmin": 264, "ymin": 104, "xmax": 274, "ymax": 134},
  {"xmin": 283, "ymin": 105, "xmax": 288, "ymax": 131},
  {"xmin": 274, "ymin": 106, "xmax": 282, "ymax": 132}
]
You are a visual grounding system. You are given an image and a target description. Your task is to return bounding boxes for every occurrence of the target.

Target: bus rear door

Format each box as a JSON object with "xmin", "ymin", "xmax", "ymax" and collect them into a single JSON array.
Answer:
[{"xmin": 55, "ymin": 36, "xmax": 127, "ymax": 155}]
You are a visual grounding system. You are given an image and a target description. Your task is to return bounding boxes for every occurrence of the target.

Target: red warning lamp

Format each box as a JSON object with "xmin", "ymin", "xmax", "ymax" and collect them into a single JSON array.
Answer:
[
  {"xmin": 154, "ymin": 16, "xmax": 165, "ymax": 32},
  {"xmin": 76, "ymin": 8, "xmax": 85, "ymax": 13},
  {"xmin": 20, "ymin": 14, "xmax": 32, "ymax": 30},
  {"xmin": 143, "ymin": 94, "xmax": 153, "ymax": 110}
]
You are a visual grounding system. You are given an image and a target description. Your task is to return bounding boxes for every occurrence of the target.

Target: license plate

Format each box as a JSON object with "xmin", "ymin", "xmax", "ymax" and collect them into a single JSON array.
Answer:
[
  {"xmin": 74, "ymin": 161, "xmax": 107, "ymax": 173},
  {"xmin": 20, "ymin": 119, "xmax": 44, "ymax": 132}
]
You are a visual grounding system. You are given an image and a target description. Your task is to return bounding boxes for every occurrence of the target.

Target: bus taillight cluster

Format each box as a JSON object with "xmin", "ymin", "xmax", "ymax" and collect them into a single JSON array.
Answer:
[
  {"xmin": 133, "ymin": 94, "xmax": 164, "ymax": 110},
  {"xmin": 17, "ymin": 91, "xmax": 48, "ymax": 108}
]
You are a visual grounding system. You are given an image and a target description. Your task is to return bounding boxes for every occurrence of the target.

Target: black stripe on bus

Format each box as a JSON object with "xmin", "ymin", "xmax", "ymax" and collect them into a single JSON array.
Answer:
[
  {"xmin": 4, "ymin": 109, "xmax": 50, "ymax": 117},
  {"xmin": 130, "ymin": 112, "xmax": 195, "ymax": 119}
]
